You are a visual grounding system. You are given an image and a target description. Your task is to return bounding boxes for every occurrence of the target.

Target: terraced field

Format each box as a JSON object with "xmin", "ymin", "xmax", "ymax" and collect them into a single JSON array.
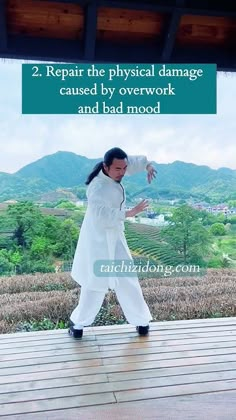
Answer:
[{"xmin": 125, "ymin": 222, "xmax": 182, "ymax": 266}]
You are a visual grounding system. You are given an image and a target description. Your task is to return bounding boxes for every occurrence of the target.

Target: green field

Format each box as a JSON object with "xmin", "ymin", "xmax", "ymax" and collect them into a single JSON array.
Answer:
[
  {"xmin": 125, "ymin": 220, "xmax": 236, "ymax": 269},
  {"xmin": 125, "ymin": 222, "xmax": 182, "ymax": 266}
]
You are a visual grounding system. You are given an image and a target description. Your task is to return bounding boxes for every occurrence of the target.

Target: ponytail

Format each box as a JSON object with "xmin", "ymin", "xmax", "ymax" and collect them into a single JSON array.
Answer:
[{"xmin": 85, "ymin": 161, "xmax": 103, "ymax": 185}]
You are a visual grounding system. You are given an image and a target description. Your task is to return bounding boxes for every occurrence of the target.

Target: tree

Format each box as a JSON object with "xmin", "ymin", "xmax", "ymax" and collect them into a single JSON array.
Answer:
[
  {"xmin": 228, "ymin": 200, "xmax": 236, "ymax": 208},
  {"xmin": 199, "ymin": 210, "xmax": 217, "ymax": 226},
  {"xmin": 56, "ymin": 200, "xmax": 77, "ymax": 210},
  {"xmin": 30, "ymin": 236, "xmax": 51, "ymax": 259},
  {"xmin": 228, "ymin": 215, "xmax": 236, "ymax": 225},
  {"xmin": 53, "ymin": 219, "xmax": 79, "ymax": 259},
  {"xmin": 0, "ymin": 250, "xmax": 14, "ymax": 274},
  {"xmin": 160, "ymin": 205, "xmax": 211, "ymax": 265},
  {"xmin": 215, "ymin": 213, "xmax": 226, "ymax": 224},
  {"xmin": 210, "ymin": 223, "xmax": 226, "ymax": 236},
  {"xmin": 3, "ymin": 202, "xmax": 80, "ymax": 274},
  {"xmin": 7, "ymin": 202, "xmax": 44, "ymax": 248}
]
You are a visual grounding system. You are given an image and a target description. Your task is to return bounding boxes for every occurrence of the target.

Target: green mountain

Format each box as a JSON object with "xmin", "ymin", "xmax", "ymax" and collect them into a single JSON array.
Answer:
[
  {"xmin": 0, "ymin": 151, "xmax": 235, "ymax": 203},
  {"xmin": 16, "ymin": 151, "xmax": 99, "ymax": 188}
]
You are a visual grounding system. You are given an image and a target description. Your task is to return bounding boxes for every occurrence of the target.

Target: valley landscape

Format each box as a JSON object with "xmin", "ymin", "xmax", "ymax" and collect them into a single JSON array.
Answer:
[{"xmin": 0, "ymin": 151, "xmax": 235, "ymax": 333}]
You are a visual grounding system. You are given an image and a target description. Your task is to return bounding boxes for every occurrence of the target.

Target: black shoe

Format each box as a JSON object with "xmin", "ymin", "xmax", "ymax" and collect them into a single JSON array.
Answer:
[
  {"xmin": 68, "ymin": 325, "xmax": 83, "ymax": 339},
  {"xmin": 136, "ymin": 325, "xmax": 149, "ymax": 336}
]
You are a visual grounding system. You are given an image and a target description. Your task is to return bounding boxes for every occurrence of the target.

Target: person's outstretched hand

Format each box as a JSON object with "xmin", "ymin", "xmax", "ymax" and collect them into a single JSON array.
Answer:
[
  {"xmin": 146, "ymin": 163, "xmax": 157, "ymax": 184},
  {"xmin": 126, "ymin": 199, "xmax": 149, "ymax": 217}
]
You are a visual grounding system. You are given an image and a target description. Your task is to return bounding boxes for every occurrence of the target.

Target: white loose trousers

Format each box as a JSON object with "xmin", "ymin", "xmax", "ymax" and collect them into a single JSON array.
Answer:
[{"xmin": 70, "ymin": 277, "xmax": 152, "ymax": 328}]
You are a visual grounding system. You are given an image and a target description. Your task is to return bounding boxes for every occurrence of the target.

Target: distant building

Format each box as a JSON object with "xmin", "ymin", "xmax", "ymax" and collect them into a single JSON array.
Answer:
[
  {"xmin": 127, "ymin": 214, "xmax": 168, "ymax": 227},
  {"xmin": 192, "ymin": 202, "xmax": 236, "ymax": 215},
  {"xmin": 3, "ymin": 200, "xmax": 18, "ymax": 204},
  {"xmin": 76, "ymin": 200, "xmax": 86, "ymax": 207}
]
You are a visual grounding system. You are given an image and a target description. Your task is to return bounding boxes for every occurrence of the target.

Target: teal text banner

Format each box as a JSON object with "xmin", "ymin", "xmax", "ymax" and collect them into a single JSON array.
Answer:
[{"xmin": 22, "ymin": 63, "xmax": 217, "ymax": 115}]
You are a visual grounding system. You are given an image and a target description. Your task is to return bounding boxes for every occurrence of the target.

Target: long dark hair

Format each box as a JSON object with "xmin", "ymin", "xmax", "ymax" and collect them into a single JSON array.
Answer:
[{"xmin": 85, "ymin": 147, "xmax": 128, "ymax": 185}]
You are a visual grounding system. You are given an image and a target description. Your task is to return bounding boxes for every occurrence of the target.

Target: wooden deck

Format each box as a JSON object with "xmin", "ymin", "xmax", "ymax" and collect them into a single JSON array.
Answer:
[{"xmin": 0, "ymin": 317, "xmax": 236, "ymax": 419}]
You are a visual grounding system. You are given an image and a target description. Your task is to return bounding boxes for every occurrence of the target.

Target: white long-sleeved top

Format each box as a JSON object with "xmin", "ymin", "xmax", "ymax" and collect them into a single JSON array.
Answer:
[{"xmin": 71, "ymin": 155, "xmax": 149, "ymax": 291}]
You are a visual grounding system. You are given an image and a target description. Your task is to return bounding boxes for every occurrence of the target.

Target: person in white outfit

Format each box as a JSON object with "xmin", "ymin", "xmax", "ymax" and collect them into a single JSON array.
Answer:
[{"xmin": 69, "ymin": 147, "xmax": 157, "ymax": 339}]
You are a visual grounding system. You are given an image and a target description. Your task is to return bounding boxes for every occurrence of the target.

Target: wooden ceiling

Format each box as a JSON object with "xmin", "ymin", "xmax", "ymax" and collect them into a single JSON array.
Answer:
[{"xmin": 0, "ymin": 0, "xmax": 236, "ymax": 70}]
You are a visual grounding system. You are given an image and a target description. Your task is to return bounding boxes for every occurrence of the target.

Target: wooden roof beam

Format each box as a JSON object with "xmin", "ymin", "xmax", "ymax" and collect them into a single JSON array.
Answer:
[
  {"xmin": 161, "ymin": 0, "xmax": 185, "ymax": 62},
  {"xmin": 2, "ymin": 35, "xmax": 236, "ymax": 71},
  {"xmin": 84, "ymin": 1, "xmax": 97, "ymax": 60},
  {"xmin": 0, "ymin": 0, "xmax": 8, "ymax": 51}
]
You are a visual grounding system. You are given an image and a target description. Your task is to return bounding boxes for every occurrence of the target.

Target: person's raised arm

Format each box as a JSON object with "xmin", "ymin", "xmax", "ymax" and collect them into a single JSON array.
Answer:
[{"xmin": 126, "ymin": 155, "xmax": 157, "ymax": 183}]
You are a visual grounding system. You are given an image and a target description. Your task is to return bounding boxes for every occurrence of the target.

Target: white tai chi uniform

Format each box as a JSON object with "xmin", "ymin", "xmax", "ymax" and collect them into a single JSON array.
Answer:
[{"xmin": 70, "ymin": 156, "xmax": 153, "ymax": 328}]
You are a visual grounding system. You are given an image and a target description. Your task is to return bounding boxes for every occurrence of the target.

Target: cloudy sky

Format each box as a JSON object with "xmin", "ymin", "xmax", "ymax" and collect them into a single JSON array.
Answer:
[{"xmin": 1, "ymin": 60, "xmax": 236, "ymax": 173}]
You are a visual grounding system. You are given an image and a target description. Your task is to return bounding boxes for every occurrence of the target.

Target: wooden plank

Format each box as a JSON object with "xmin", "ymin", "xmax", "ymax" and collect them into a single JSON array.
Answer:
[
  {"xmin": 1, "ymin": 383, "xmax": 116, "ymax": 405},
  {"xmin": 97, "ymin": 7, "xmax": 164, "ymax": 35},
  {"xmin": 0, "ymin": 333, "xmax": 96, "ymax": 344},
  {"xmin": 0, "ymin": 373, "xmax": 108, "ymax": 394},
  {"xmin": 98, "ymin": 1, "xmax": 236, "ymax": 18},
  {"xmin": 1, "ymin": 333, "xmax": 236, "ymax": 355},
  {"xmin": 99, "ymin": 341, "xmax": 236, "ymax": 360},
  {"xmin": 1, "ymin": 317, "xmax": 236, "ymax": 340},
  {"xmin": 106, "ymin": 354, "xmax": 236, "ymax": 374},
  {"xmin": 1, "ymin": 370, "xmax": 236, "ymax": 406},
  {"xmin": 0, "ymin": 337, "xmax": 98, "ymax": 350},
  {"xmin": 102, "ymin": 347, "xmax": 236, "ymax": 366},
  {"xmin": 0, "ymin": 317, "xmax": 235, "ymax": 420},
  {"xmin": 6, "ymin": 390, "xmax": 236, "ymax": 420},
  {"xmin": 97, "ymin": 29, "xmax": 157, "ymax": 43},
  {"xmin": 0, "ymin": 346, "xmax": 100, "ymax": 361},
  {"xmin": 0, "ymin": 392, "xmax": 116, "ymax": 416},
  {"xmin": 1, "ymin": 344, "xmax": 236, "ymax": 370},
  {"xmin": 4, "ymin": 323, "xmax": 236, "ymax": 345},
  {"xmin": 108, "ymin": 360, "xmax": 236, "ymax": 383},
  {"xmin": 1, "ymin": 360, "xmax": 236, "ymax": 393},
  {"xmin": 115, "ymin": 380, "xmax": 236, "ymax": 403},
  {"xmin": 1, "ymin": 352, "xmax": 236, "ymax": 379},
  {"xmin": 0, "ymin": 326, "xmax": 94, "ymax": 339},
  {"xmin": 7, "ymin": 0, "xmax": 234, "ymax": 44},
  {"xmin": 0, "ymin": 338, "xmax": 236, "ymax": 369},
  {"xmin": 0, "ymin": 341, "xmax": 99, "ymax": 354},
  {"xmin": 0, "ymin": 363, "xmax": 105, "ymax": 383},
  {"xmin": 3, "ymin": 323, "xmax": 236, "ymax": 344},
  {"xmin": 93, "ymin": 325, "xmax": 236, "ymax": 339},
  {"xmin": 7, "ymin": 0, "xmax": 84, "ymax": 40},
  {"xmin": 0, "ymin": 351, "xmax": 103, "ymax": 368},
  {"xmin": 93, "ymin": 322, "xmax": 236, "ymax": 334},
  {"xmin": 1, "ymin": 339, "xmax": 236, "ymax": 362},
  {"xmin": 99, "ymin": 335, "xmax": 236, "ymax": 352},
  {"xmin": 1, "ymin": 326, "xmax": 236, "ymax": 347},
  {"xmin": 94, "ymin": 330, "xmax": 236, "ymax": 347},
  {"xmin": 8, "ymin": 22, "xmax": 83, "ymax": 41},
  {"xmin": 180, "ymin": 15, "xmax": 235, "ymax": 27},
  {"xmin": 8, "ymin": 0, "xmax": 83, "ymax": 15},
  {"xmin": 1, "ymin": 329, "xmax": 236, "ymax": 362},
  {"xmin": 0, "ymin": 358, "xmax": 102, "ymax": 376},
  {"xmin": 1, "ymin": 374, "xmax": 236, "ymax": 417},
  {"xmin": 177, "ymin": 15, "xmax": 235, "ymax": 45}
]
